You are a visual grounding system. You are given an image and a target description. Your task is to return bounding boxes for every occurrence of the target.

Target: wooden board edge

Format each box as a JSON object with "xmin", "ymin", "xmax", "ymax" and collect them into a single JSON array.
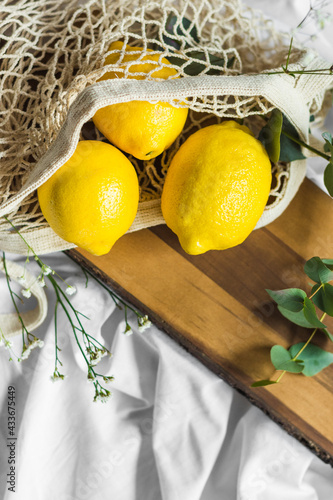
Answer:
[{"xmin": 65, "ymin": 248, "xmax": 333, "ymax": 467}]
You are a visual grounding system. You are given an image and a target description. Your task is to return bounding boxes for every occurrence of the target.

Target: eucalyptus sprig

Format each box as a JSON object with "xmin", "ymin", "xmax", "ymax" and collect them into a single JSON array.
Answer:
[
  {"xmin": 253, "ymin": 257, "xmax": 333, "ymax": 387},
  {"xmin": 1, "ymin": 216, "xmax": 151, "ymax": 402},
  {"xmin": 258, "ymin": 108, "xmax": 333, "ymax": 196}
]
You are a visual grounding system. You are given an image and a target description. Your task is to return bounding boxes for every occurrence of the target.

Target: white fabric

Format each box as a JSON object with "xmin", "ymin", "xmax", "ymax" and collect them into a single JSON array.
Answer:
[{"xmin": 1, "ymin": 1, "xmax": 333, "ymax": 499}]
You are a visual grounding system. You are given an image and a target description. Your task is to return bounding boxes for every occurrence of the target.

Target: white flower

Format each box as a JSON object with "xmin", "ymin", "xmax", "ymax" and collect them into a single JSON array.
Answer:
[
  {"xmin": 124, "ymin": 324, "xmax": 133, "ymax": 336},
  {"xmin": 42, "ymin": 265, "xmax": 53, "ymax": 276},
  {"xmin": 94, "ymin": 391, "xmax": 112, "ymax": 403},
  {"xmin": 18, "ymin": 275, "xmax": 27, "ymax": 286},
  {"xmin": 38, "ymin": 276, "xmax": 46, "ymax": 287},
  {"xmin": 21, "ymin": 288, "xmax": 31, "ymax": 298},
  {"xmin": 51, "ymin": 372, "xmax": 65, "ymax": 382},
  {"xmin": 89, "ymin": 349, "xmax": 108, "ymax": 366},
  {"xmin": 138, "ymin": 315, "xmax": 151, "ymax": 333},
  {"xmin": 0, "ymin": 332, "xmax": 13, "ymax": 350},
  {"xmin": 19, "ymin": 337, "xmax": 44, "ymax": 361},
  {"xmin": 65, "ymin": 285, "xmax": 76, "ymax": 296}
]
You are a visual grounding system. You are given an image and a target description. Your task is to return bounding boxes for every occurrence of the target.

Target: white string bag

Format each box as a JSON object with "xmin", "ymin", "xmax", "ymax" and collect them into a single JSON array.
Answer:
[{"xmin": 0, "ymin": 0, "xmax": 333, "ymax": 255}]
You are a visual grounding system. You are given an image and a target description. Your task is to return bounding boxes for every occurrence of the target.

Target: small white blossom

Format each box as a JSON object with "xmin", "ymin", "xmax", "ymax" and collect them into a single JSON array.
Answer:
[
  {"xmin": 65, "ymin": 285, "xmax": 76, "ymax": 296},
  {"xmin": 42, "ymin": 265, "xmax": 53, "ymax": 276},
  {"xmin": 19, "ymin": 337, "xmax": 44, "ymax": 361},
  {"xmin": 123, "ymin": 324, "xmax": 133, "ymax": 336},
  {"xmin": 21, "ymin": 288, "xmax": 31, "ymax": 298},
  {"xmin": 89, "ymin": 349, "xmax": 108, "ymax": 366},
  {"xmin": 18, "ymin": 275, "xmax": 27, "ymax": 286},
  {"xmin": 0, "ymin": 337, "xmax": 11, "ymax": 349},
  {"xmin": 38, "ymin": 276, "xmax": 46, "ymax": 287},
  {"xmin": 138, "ymin": 315, "xmax": 151, "ymax": 333},
  {"xmin": 51, "ymin": 372, "xmax": 66, "ymax": 382},
  {"xmin": 94, "ymin": 391, "xmax": 112, "ymax": 403}
]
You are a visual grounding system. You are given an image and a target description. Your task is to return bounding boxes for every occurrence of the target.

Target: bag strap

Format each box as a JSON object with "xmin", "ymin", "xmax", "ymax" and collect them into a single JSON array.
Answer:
[{"xmin": 0, "ymin": 259, "xmax": 48, "ymax": 338}]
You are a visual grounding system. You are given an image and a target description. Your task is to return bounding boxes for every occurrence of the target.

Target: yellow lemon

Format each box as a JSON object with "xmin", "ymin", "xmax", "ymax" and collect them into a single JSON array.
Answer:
[
  {"xmin": 161, "ymin": 121, "xmax": 272, "ymax": 255},
  {"xmin": 92, "ymin": 41, "xmax": 188, "ymax": 160},
  {"xmin": 38, "ymin": 141, "xmax": 139, "ymax": 256}
]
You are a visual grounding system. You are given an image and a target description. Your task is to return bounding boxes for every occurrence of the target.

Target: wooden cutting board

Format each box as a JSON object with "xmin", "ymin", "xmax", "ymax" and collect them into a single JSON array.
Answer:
[{"xmin": 67, "ymin": 178, "xmax": 333, "ymax": 465}]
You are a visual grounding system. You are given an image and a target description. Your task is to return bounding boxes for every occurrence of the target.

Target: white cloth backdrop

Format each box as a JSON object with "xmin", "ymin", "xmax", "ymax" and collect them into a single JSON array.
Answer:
[{"xmin": 1, "ymin": 1, "xmax": 333, "ymax": 499}]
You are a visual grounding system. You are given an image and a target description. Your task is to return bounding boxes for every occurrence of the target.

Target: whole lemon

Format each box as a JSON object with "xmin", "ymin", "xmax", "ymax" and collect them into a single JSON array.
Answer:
[
  {"xmin": 92, "ymin": 41, "xmax": 188, "ymax": 160},
  {"xmin": 161, "ymin": 121, "xmax": 272, "ymax": 255},
  {"xmin": 38, "ymin": 141, "xmax": 139, "ymax": 256}
]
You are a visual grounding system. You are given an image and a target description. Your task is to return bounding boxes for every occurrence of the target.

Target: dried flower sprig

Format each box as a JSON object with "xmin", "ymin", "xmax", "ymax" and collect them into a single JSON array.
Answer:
[
  {"xmin": 1, "ymin": 216, "xmax": 151, "ymax": 402},
  {"xmin": 81, "ymin": 266, "xmax": 152, "ymax": 335},
  {"xmin": 1, "ymin": 251, "xmax": 45, "ymax": 362}
]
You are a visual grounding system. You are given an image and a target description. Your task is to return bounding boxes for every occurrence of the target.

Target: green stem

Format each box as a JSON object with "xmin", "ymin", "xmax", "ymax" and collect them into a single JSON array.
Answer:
[
  {"xmin": 54, "ymin": 300, "xmax": 61, "ymax": 372},
  {"xmin": 2, "ymin": 252, "xmax": 29, "ymax": 346},
  {"xmin": 275, "ymin": 370, "xmax": 286, "ymax": 383},
  {"xmin": 263, "ymin": 69, "xmax": 333, "ymax": 76},
  {"xmin": 292, "ymin": 312, "xmax": 327, "ymax": 362},
  {"xmin": 79, "ymin": 265, "xmax": 143, "ymax": 317},
  {"xmin": 274, "ymin": 312, "xmax": 327, "ymax": 383},
  {"xmin": 308, "ymin": 283, "xmax": 324, "ymax": 300},
  {"xmin": 49, "ymin": 274, "xmax": 95, "ymax": 374},
  {"xmin": 281, "ymin": 129, "xmax": 331, "ymax": 161}
]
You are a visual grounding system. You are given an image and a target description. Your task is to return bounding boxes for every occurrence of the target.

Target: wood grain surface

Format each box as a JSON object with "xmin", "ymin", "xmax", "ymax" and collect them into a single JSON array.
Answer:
[{"xmin": 67, "ymin": 178, "xmax": 333, "ymax": 465}]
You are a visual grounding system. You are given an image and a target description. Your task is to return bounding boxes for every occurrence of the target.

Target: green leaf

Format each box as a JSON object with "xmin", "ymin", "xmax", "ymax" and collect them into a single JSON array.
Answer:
[
  {"xmin": 251, "ymin": 380, "xmax": 278, "ymax": 387},
  {"xmin": 163, "ymin": 14, "xmax": 199, "ymax": 51},
  {"xmin": 322, "ymin": 329, "xmax": 333, "ymax": 341},
  {"xmin": 312, "ymin": 283, "xmax": 333, "ymax": 316},
  {"xmin": 167, "ymin": 51, "xmax": 234, "ymax": 76},
  {"xmin": 324, "ymin": 162, "xmax": 333, "ymax": 197},
  {"xmin": 258, "ymin": 109, "xmax": 283, "ymax": 163},
  {"xmin": 303, "ymin": 297, "xmax": 327, "ymax": 328},
  {"xmin": 279, "ymin": 116, "xmax": 306, "ymax": 162},
  {"xmin": 289, "ymin": 343, "xmax": 333, "ymax": 376},
  {"xmin": 270, "ymin": 345, "xmax": 304, "ymax": 372},
  {"xmin": 277, "ymin": 305, "xmax": 315, "ymax": 328},
  {"xmin": 304, "ymin": 256, "xmax": 333, "ymax": 284},
  {"xmin": 322, "ymin": 131, "xmax": 333, "ymax": 154},
  {"xmin": 266, "ymin": 288, "xmax": 306, "ymax": 312},
  {"xmin": 322, "ymin": 259, "xmax": 333, "ymax": 268}
]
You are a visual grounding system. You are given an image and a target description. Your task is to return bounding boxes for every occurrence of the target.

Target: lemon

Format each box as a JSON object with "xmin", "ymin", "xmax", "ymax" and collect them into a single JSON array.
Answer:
[
  {"xmin": 38, "ymin": 141, "xmax": 139, "ymax": 256},
  {"xmin": 92, "ymin": 41, "xmax": 188, "ymax": 160},
  {"xmin": 161, "ymin": 121, "xmax": 272, "ymax": 255}
]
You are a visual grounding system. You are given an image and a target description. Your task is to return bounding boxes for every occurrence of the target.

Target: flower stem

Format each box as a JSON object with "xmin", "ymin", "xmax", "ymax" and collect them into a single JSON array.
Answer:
[{"xmin": 2, "ymin": 252, "xmax": 29, "ymax": 345}]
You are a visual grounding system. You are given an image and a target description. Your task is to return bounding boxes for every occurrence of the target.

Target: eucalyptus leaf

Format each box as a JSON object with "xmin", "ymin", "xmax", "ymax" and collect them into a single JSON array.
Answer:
[
  {"xmin": 163, "ymin": 14, "xmax": 199, "ymax": 51},
  {"xmin": 304, "ymin": 256, "xmax": 333, "ymax": 284},
  {"xmin": 279, "ymin": 115, "xmax": 306, "ymax": 162},
  {"xmin": 322, "ymin": 329, "xmax": 333, "ymax": 342},
  {"xmin": 270, "ymin": 345, "xmax": 304, "ymax": 372},
  {"xmin": 311, "ymin": 284, "xmax": 325, "ymax": 311},
  {"xmin": 277, "ymin": 305, "xmax": 315, "ymax": 328},
  {"xmin": 322, "ymin": 259, "xmax": 333, "ymax": 268},
  {"xmin": 279, "ymin": 133, "xmax": 306, "ymax": 162},
  {"xmin": 289, "ymin": 342, "xmax": 333, "ymax": 376},
  {"xmin": 324, "ymin": 162, "xmax": 333, "ymax": 197},
  {"xmin": 266, "ymin": 288, "xmax": 306, "ymax": 312},
  {"xmin": 258, "ymin": 109, "xmax": 283, "ymax": 163},
  {"xmin": 251, "ymin": 380, "xmax": 278, "ymax": 387},
  {"xmin": 312, "ymin": 283, "xmax": 333, "ymax": 317},
  {"xmin": 323, "ymin": 131, "xmax": 333, "ymax": 154},
  {"xmin": 167, "ymin": 50, "xmax": 233, "ymax": 76},
  {"xmin": 303, "ymin": 297, "xmax": 327, "ymax": 328}
]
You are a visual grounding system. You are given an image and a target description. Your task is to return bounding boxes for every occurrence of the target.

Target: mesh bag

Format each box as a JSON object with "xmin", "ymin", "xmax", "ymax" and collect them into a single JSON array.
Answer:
[{"xmin": 1, "ymin": 0, "xmax": 333, "ymax": 255}]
